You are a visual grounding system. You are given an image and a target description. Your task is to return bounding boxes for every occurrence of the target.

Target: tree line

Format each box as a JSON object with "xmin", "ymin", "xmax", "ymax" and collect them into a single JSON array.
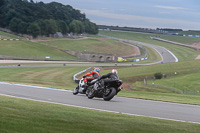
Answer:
[{"xmin": 0, "ymin": 0, "xmax": 98, "ymax": 38}]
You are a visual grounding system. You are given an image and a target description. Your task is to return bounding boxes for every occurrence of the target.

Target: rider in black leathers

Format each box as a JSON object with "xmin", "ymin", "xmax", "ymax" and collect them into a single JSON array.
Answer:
[{"xmin": 99, "ymin": 69, "xmax": 119, "ymax": 88}]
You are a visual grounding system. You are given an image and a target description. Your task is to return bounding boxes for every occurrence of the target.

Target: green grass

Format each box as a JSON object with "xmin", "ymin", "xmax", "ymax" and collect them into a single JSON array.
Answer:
[
  {"xmin": 141, "ymin": 46, "xmax": 162, "ymax": 63},
  {"xmin": 99, "ymin": 31, "xmax": 200, "ymax": 61},
  {"xmin": 149, "ymin": 72, "xmax": 200, "ymax": 91},
  {"xmin": 158, "ymin": 34, "xmax": 200, "ymax": 45},
  {"xmin": 123, "ymin": 45, "xmax": 162, "ymax": 63},
  {"xmin": 0, "ymin": 67, "xmax": 87, "ymax": 89},
  {"xmin": 39, "ymin": 38, "xmax": 136, "ymax": 57},
  {"xmin": 0, "ymin": 95, "xmax": 200, "ymax": 133},
  {"xmin": 179, "ymin": 30, "xmax": 200, "ymax": 36},
  {"xmin": 116, "ymin": 60, "xmax": 200, "ymax": 79},
  {"xmin": 119, "ymin": 91, "xmax": 200, "ymax": 105},
  {"xmin": 0, "ymin": 31, "xmax": 140, "ymax": 61},
  {"xmin": 0, "ymin": 40, "xmax": 78, "ymax": 60},
  {"xmin": 0, "ymin": 31, "xmax": 22, "ymax": 39}
]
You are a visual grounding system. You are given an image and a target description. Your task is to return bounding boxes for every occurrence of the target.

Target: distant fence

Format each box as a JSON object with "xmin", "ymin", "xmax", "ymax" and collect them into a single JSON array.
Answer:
[{"xmin": 182, "ymin": 88, "xmax": 200, "ymax": 95}]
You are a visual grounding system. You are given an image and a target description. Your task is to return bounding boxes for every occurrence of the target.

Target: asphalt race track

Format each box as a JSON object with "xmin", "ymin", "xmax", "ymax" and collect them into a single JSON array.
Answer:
[{"xmin": 0, "ymin": 82, "xmax": 200, "ymax": 124}]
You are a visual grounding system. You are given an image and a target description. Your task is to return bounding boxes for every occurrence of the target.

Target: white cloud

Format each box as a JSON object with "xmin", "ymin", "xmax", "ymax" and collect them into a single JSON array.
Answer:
[
  {"xmin": 155, "ymin": 5, "xmax": 187, "ymax": 10},
  {"xmin": 82, "ymin": 9, "xmax": 200, "ymax": 30}
]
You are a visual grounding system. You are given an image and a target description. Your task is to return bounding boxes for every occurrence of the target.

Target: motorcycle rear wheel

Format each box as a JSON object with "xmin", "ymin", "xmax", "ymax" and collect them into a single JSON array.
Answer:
[{"xmin": 103, "ymin": 87, "xmax": 116, "ymax": 101}]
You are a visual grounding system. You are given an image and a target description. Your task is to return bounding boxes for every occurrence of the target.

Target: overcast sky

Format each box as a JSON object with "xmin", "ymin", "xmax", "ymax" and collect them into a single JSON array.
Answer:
[{"xmin": 34, "ymin": 0, "xmax": 200, "ymax": 30}]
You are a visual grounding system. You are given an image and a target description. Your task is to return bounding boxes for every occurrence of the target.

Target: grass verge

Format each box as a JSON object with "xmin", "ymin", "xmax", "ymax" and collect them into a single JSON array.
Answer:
[
  {"xmin": 0, "ymin": 95, "xmax": 200, "ymax": 133},
  {"xmin": 119, "ymin": 91, "xmax": 200, "ymax": 105}
]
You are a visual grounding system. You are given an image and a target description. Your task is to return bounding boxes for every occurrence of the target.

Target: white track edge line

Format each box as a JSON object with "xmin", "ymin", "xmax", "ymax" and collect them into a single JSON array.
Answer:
[{"xmin": 0, "ymin": 82, "xmax": 73, "ymax": 92}]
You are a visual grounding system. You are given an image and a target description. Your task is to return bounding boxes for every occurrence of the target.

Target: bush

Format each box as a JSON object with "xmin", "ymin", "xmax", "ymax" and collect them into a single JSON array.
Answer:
[{"xmin": 154, "ymin": 72, "xmax": 163, "ymax": 79}]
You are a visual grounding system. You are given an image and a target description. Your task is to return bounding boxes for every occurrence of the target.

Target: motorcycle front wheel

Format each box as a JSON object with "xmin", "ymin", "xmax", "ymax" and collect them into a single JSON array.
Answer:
[
  {"xmin": 103, "ymin": 87, "xmax": 116, "ymax": 101},
  {"xmin": 73, "ymin": 86, "xmax": 79, "ymax": 95},
  {"xmin": 87, "ymin": 86, "xmax": 95, "ymax": 99}
]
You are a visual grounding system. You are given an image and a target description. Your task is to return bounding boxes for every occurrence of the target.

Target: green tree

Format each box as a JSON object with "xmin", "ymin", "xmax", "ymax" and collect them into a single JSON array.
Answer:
[
  {"xmin": 69, "ymin": 20, "xmax": 78, "ymax": 33},
  {"xmin": 45, "ymin": 19, "xmax": 58, "ymax": 35},
  {"xmin": 0, "ymin": 0, "xmax": 98, "ymax": 35},
  {"xmin": 83, "ymin": 19, "xmax": 98, "ymax": 34},
  {"xmin": 0, "ymin": 0, "xmax": 4, "ymax": 7},
  {"xmin": 27, "ymin": 22, "xmax": 41, "ymax": 38},
  {"xmin": 9, "ymin": 18, "xmax": 22, "ymax": 32},
  {"xmin": 3, "ymin": 9, "xmax": 19, "ymax": 27},
  {"xmin": 78, "ymin": 21, "xmax": 85, "ymax": 33},
  {"xmin": 18, "ymin": 21, "xmax": 28, "ymax": 34},
  {"xmin": 56, "ymin": 20, "xmax": 69, "ymax": 34},
  {"xmin": 0, "ymin": 0, "xmax": 5, "ymax": 26},
  {"xmin": 37, "ymin": 19, "xmax": 48, "ymax": 35},
  {"xmin": 69, "ymin": 20, "xmax": 85, "ymax": 33}
]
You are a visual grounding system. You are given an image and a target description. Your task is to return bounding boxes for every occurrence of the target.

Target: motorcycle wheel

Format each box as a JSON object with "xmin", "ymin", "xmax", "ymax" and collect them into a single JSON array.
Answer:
[
  {"xmin": 73, "ymin": 86, "xmax": 79, "ymax": 95},
  {"xmin": 103, "ymin": 87, "xmax": 116, "ymax": 101},
  {"xmin": 87, "ymin": 86, "xmax": 95, "ymax": 99}
]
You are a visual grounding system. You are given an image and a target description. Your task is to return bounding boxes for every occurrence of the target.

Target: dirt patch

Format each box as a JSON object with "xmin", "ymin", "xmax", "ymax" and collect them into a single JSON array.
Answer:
[
  {"xmin": 195, "ymin": 55, "xmax": 200, "ymax": 60},
  {"xmin": 192, "ymin": 42, "xmax": 200, "ymax": 47},
  {"xmin": 121, "ymin": 82, "xmax": 132, "ymax": 90}
]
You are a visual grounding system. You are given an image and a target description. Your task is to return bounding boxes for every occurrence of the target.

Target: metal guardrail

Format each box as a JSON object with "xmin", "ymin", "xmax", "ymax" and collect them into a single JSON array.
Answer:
[{"xmin": 73, "ymin": 67, "xmax": 92, "ymax": 83}]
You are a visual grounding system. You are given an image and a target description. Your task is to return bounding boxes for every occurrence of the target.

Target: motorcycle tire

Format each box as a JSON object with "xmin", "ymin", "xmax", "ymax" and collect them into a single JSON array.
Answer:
[
  {"xmin": 73, "ymin": 86, "xmax": 79, "ymax": 95},
  {"xmin": 87, "ymin": 86, "xmax": 95, "ymax": 99},
  {"xmin": 103, "ymin": 87, "xmax": 116, "ymax": 101}
]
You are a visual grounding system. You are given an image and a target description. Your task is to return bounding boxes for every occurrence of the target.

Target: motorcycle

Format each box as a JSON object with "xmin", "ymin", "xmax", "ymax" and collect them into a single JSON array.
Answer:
[
  {"xmin": 73, "ymin": 77, "xmax": 93, "ymax": 95},
  {"xmin": 86, "ymin": 78, "xmax": 123, "ymax": 101}
]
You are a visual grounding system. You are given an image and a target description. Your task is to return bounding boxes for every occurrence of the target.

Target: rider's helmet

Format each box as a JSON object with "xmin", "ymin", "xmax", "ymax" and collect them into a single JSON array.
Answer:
[
  {"xmin": 111, "ymin": 69, "xmax": 118, "ymax": 75},
  {"xmin": 93, "ymin": 68, "xmax": 100, "ymax": 73}
]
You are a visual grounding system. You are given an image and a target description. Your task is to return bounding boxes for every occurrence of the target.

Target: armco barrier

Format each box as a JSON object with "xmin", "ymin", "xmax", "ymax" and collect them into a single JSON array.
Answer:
[
  {"xmin": 73, "ymin": 67, "xmax": 92, "ymax": 83},
  {"xmin": 133, "ymin": 57, "xmax": 148, "ymax": 62}
]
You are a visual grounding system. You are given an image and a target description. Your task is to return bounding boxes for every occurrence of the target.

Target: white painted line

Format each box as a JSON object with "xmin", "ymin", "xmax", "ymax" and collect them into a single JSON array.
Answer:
[
  {"xmin": 167, "ymin": 50, "xmax": 179, "ymax": 62},
  {"xmin": 0, "ymin": 93, "xmax": 199, "ymax": 125},
  {"xmin": 0, "ymin": 82, "xmax": 72, "ymax": 92}
]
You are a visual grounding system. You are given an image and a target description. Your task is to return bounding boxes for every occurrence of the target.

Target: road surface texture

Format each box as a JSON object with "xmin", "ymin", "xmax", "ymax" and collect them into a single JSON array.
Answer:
[{"xmin": 0, "ymin": 82, "xmax": 200, "ymax": 124}]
